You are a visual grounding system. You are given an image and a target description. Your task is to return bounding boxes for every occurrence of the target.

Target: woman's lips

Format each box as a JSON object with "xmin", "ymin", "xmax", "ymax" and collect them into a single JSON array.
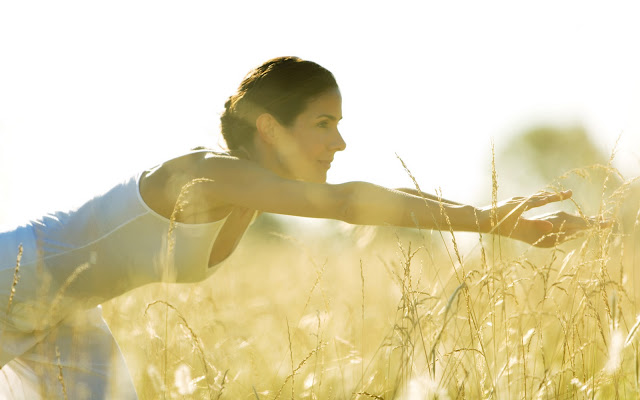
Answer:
[{"xmin": 318, "ymin": 160, "xmax": 332, "ymax": 169}]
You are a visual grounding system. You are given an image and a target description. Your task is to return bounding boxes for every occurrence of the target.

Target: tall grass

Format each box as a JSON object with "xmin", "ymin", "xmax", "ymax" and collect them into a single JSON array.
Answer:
[
  {"xmin": 99, "ymin": 161, "xmax": 640, "ymax": 399},
  {"xmin": 4, "ymin": 152, "xmax": 637, "ymax": 398}
]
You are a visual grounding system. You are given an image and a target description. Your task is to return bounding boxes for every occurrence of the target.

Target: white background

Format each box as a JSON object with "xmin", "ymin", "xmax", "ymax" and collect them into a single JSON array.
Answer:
[{"xmin": 1, "ymin": 0, "xmax": 639, "ymax": 230}]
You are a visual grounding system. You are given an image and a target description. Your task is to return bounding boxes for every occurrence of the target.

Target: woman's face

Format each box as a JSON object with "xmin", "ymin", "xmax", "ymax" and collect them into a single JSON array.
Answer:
[{"xmin": 275, "ymin": 88, "xmax": 346, "ymax": 183}]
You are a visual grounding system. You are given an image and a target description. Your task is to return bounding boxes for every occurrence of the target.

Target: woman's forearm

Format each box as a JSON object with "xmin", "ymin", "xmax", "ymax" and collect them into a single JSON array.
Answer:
[
  {"xmin": 341, "ymin": 182, "xmax": 489, "ymax": 232},
  {"xmin": 395, "ymin": 188, "xmax": 464, "ymax": 205}
]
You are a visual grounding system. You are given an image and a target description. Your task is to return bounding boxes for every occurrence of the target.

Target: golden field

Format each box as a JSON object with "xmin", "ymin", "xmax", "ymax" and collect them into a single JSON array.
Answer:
[{"xmin": 102, "ymin": 166, "xmax": 640, "ymax": 399}]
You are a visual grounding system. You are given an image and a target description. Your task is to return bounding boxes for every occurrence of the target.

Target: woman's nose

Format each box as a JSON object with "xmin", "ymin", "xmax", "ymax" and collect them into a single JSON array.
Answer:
[{"xmin": 330, "ymin": 130, "xmax": 347, "ymax": 152}]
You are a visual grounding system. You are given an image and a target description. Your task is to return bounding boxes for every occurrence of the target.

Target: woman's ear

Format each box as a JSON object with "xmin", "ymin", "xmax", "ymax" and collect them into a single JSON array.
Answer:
[{"xmin": 255, "ymin": 113, "xmax": 279, "ymax": 145}]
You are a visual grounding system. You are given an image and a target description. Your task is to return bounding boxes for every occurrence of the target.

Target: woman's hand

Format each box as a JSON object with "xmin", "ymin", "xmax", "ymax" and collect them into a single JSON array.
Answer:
[
  {"xmin": 513, "ymin": 211, "xmax": 612, "ymax": 248},
  {"xmin": 478, "ymin": 190, "xmax": 573, "ymax": 236},
  {"xmin": 475, "ymin": 189, "xmax": 611, "ymax": 247},
  {"xmin": 480, "ymin": 189, "xmax": 613, "ymax": 247}
]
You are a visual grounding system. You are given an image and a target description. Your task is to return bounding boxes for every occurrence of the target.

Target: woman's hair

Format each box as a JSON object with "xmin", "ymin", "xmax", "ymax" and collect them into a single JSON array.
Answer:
[{"xmin": 220, "ymin": 56, "xmax": 338, "ymax": 151}]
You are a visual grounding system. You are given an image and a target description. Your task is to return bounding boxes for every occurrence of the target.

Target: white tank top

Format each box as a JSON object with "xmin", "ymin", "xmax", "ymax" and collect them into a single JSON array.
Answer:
[{"xmin": 0, "ymin": 172, "xmax": 248, "ymax": 332}]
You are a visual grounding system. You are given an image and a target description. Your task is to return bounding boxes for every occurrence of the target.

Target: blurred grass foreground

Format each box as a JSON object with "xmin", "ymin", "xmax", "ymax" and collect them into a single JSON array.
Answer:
[{"xmin": 100, "ymin": 129, "xmax": 640, "ymax": 399}]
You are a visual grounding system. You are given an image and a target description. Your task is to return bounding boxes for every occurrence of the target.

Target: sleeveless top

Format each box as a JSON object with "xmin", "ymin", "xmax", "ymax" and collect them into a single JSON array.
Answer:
[{"xmin": 0, "ymin": 171, "xmax": 252, "ymax": 333}]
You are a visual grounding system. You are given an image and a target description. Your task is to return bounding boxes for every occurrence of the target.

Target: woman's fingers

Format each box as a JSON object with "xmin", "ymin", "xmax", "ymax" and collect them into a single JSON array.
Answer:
[
  {"xmin": 503, "ymin": 188, "xmax": 614, "ymax": 248},
  {"xmin": 547, "ymin": 213, "xmax": 613, "ymax": 232},
  {"xmin": 523, "ymin": 190, "xmax": 572, "ymax": 210},
  {"xmin": 522, "ymin": 211, "xmax": 615, "ymax": 247}
]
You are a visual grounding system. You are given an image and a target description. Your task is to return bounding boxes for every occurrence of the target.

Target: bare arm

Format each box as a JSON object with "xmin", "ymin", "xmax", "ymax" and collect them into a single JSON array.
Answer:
[
  {"xmin": 395, "ymin": 188, "xmax": 463, "ymax": 205},
  {"xmin": 198, "ymin": 156, "xmax": 569, "ymax": 237},
  {"xmin": 342, "ymin": 182, "xmax": 482, "ymax": 231},
  {"xmin": 195, "ymin": 156, "xmax": 482, "ymax": 230}
]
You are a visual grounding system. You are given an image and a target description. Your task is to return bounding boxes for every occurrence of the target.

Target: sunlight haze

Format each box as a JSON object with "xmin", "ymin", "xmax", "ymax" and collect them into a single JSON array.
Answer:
[{"xmin": 1, "ymin": 0, "xmax": 638, "ymax": 230}]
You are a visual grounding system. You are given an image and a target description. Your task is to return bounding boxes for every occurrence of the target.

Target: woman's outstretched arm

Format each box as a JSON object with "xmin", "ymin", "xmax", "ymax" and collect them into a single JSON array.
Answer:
[
  {"xmin": 394, "ymin": 188, "xmax": 463, "ymax": 205},
  {"xmin": 196, "ymin": 156, "xmax": 572, "ymax": 245},
  {"xmin": 391, "ymin": 187, "xmax": 602, "ymax": 247}
]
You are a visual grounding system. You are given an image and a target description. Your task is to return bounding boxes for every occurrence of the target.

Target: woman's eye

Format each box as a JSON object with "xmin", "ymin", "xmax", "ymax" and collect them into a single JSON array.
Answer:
[{"xmin": 317, "ymin": 121, "xmax": 329, "ymax": 128}]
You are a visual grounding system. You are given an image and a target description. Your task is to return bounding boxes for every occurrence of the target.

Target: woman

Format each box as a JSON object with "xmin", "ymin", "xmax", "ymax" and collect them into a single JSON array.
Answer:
[{"xmin": 0, "ymin": 56, "xmax": 597, "ymax": 398}]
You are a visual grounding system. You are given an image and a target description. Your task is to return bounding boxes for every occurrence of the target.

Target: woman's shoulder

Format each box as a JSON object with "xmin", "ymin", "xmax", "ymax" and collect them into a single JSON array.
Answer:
[
  {"xmin": 138, "ymin": 149, "xmax": 234, "ymax": 221},
  {"xmin": 177, "ymin": 146, "xmax": 232, "ymax": 162},
  {"xmin": 142, "ymin": 147, "xmax": 257, "ymax": 185},
  {"xmin": 150, "ymin": 147, "xmax": 236, "ymax": 171}
]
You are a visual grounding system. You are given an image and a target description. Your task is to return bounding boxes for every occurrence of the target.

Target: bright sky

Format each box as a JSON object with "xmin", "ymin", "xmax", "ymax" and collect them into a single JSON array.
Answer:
[{"xmin": 1, "ymin": 0, "xmax": 639, "ymax": 231}]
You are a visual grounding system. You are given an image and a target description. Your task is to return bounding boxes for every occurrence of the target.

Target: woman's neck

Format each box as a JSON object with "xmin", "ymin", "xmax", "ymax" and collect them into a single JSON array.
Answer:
[{"xmin": 243, "ymin": 141, "xmax": 293, "ymax": 179}]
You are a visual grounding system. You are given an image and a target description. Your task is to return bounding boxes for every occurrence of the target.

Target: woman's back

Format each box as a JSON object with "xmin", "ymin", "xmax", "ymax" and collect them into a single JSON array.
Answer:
[{"xmin": 0, "ymin": 170, "xmax": 232, "ymax": 340}]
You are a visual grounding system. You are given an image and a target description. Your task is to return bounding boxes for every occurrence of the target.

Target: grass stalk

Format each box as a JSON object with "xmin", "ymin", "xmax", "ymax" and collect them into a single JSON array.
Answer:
[{"xmin": 5, "ymin": 244, "xmax": 22, "ymax": 316}]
